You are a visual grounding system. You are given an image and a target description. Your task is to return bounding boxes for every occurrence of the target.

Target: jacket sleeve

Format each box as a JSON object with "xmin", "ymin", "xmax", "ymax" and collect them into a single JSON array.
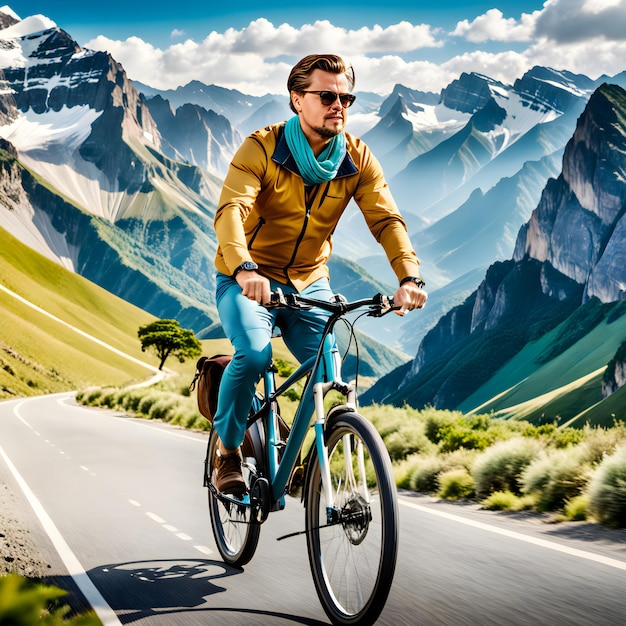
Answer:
[
  {"xmin": 352, "ymin": 141, "xmax": 422, "ymax": 282},
  {"xmin": 214, "ymin": 133, "xmax": 268, "ymax": 274}
]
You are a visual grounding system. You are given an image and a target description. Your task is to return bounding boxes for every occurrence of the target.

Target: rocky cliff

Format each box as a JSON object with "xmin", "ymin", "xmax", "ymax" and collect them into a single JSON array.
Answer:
[
  {"xmin": 146, "ymin": 95, "xmax": 241, "ymax": 177},
  {"xmin": 602, "ymin": 342, "xmax": 626, "ymax": 397},
  {"xmin": 516, "ymin": 84, "xmax": 626, "ymax": 303}
]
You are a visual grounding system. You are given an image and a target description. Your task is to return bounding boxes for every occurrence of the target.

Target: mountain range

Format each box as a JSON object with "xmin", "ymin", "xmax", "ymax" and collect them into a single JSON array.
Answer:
[
  {"xmin": 364, "ymin": 83, "xmax": 626, "ymax": 426},
  {"xmin": 1, "ymin": 6, "xmax": 626, "ymax": 421}
]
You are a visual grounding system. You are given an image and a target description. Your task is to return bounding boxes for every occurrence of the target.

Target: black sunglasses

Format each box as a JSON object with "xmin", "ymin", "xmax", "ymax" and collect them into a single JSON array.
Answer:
[{"xmin": 300, "ymin": 90, "xmax": 356, "ymax": 108}]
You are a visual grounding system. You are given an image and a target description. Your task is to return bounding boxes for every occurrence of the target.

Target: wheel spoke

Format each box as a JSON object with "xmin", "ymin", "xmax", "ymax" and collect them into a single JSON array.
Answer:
[{"xmin": 306, "ymin": 411, "xmax": 398, "ymax": 625}]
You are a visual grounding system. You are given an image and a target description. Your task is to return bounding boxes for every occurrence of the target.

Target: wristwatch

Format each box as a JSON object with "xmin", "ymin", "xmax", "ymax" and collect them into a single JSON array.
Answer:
[
  {"xmin": 233, "ymin": 261, "xmax": 259, "ymax": 277},
  {"xmin": 399, "ymin": 276, "xmax": 426, "ymax": 289}
]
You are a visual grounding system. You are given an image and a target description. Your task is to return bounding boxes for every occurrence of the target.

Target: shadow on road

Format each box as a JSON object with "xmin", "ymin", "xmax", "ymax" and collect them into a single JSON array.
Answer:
[
  {"xmin": 543, "ymin": 522, "xmax": 626, "ymax": 545},
  {"xmin": 87, "ymin": 558, "xmax": 328, "ymax": 625}
]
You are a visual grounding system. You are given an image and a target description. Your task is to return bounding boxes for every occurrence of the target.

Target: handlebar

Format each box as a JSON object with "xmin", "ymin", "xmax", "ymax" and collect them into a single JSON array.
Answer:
[{"xmin": 266, "ymin": 290, "xmax": 398, "ymax": 318}]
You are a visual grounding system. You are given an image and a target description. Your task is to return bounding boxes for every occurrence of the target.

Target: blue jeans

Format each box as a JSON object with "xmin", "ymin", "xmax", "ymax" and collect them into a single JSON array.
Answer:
[{"xmin": 213, "ymin": 273, "xmax": 334, "ymax": 450}]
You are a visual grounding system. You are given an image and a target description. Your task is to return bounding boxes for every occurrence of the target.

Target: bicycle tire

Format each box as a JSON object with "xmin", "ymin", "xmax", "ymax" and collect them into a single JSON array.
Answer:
[
  {"xmin": 305, "ymin": 409, "xmax": 398, "ymax": 625},
  {"xmin": 206, "ymin": 428, "xmax": 261, "ymax": 567}
]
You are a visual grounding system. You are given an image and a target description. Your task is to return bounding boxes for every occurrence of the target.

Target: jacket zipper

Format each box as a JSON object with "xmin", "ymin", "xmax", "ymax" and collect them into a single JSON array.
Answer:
[
  {"xmin": 283, "ymin": 184, "xmax": 321, "ymax": 274},
  {"xmin": 247, "ymin": 216, "xmax": 266, "ymax": 249}
]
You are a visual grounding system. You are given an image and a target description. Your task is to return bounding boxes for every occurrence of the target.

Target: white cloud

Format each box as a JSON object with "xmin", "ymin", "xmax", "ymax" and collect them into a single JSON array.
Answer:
[
  {"xmin": 85, "ymin": 18, "xmax": 443, "ymax": 94},
  {"xmin": 451, "ymin": 8, "xmax": 539, "ymax": 43},
  {"xmin": 524, "ymin": 37, "xmax": 626, "ymax": 79},
  {"xmin": 85, "ymin": 2, "xmax": 626, "ymax": 96},
  {"xmin": 535, "ymin": 0, "xmax": 626, "ymax": 42},
  {"xmin": 170, "ymin": 28, "xmax": 185, "ymax": 38}
]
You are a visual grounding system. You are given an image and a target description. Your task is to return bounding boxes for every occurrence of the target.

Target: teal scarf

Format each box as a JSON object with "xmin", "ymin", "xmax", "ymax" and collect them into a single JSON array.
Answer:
[{"xmin": 284, "ymin": 116, "xmax": 346, "ymax": 186}]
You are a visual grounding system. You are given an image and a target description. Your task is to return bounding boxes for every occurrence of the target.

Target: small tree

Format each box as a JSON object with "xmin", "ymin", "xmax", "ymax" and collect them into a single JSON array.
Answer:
[{"xmin": 138, "ymin": 319, "xmax": 202, "ymax": 370}]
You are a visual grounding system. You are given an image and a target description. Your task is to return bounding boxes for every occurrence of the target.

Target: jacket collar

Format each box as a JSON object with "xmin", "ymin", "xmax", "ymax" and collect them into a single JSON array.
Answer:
[{"xmin": 272, "ymin": 123, "xmax": 359, "ymax": 180}]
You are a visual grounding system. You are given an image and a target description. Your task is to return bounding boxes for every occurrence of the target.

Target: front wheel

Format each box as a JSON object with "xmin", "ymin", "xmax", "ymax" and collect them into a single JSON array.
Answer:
[
  {"xmin": 206, "ymin": 428, "xmax": 261, "ymax": 567},
  {"xmin": 305, "ymin": 410, "xmax": 399, "ymax": 625}
]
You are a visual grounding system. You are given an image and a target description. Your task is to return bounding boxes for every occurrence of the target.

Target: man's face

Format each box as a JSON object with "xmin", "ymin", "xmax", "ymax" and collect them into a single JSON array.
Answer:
[{"xmin": 291, "ymin": 69, "xmax": 351, "ymax": 142}]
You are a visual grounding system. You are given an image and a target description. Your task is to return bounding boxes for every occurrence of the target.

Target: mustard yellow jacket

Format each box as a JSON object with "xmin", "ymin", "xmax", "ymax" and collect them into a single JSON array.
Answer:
[{"xmin": 214, "ymin": 123, "xmax": 421, "ymax": 291}]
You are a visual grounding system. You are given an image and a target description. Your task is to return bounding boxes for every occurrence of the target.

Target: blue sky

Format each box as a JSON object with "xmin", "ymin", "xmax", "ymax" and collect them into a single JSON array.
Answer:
[
  {"xmin": 4, "ymin": 1, "xmax": 626, "ymax": 95},
  {"xmin": 6, "ymin": 1, "xmax": 545, "ymax": 44}
]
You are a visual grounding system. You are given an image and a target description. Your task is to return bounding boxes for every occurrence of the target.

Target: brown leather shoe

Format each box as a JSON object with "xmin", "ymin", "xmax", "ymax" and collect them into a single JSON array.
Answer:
[{"xmin": 213, "ymin": 448, "xmax": 246, "ymax": 495}]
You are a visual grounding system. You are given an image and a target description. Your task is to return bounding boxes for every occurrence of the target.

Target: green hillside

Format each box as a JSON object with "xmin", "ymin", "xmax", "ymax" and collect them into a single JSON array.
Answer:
[
  {"xmin": 0, "ymin": 225, "xmax": 164, "ymax": 398},
  {"xmin": 461, "ymin": 299, "xmax": 626, "ymax": 425}
]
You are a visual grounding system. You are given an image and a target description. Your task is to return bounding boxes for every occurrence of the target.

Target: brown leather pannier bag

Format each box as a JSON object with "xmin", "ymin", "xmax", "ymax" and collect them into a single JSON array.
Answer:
[{"xmin": 190, "ymin": 354, "xmax": 232, "ymax": 424}]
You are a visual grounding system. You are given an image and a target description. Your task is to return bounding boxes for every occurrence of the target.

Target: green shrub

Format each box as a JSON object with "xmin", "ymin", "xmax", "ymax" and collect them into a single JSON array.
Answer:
[
  {"xmin": 147, "ymin": 396, "xmax": 178, "ymax": 422},
  {"xmin": 440, "ymin": 448, "xmax": 481, "ymax": 473},
  {"xmin": 393, "ymin": 454, "xmax": 419, "ymax": 489},
  {"xmin": 100, "ymin": 390, "xmax": 121, "ymax": 409},
  {"xmin": 587, "ymin": 445, "xmax": 626, "ymax": 528},
  {"xmin": 521, "ymin": 449, "xmax": 590, "ymax": 511},
  {"xmin": 563, "ymin": 494, "xmax": 590, "ymax": 521},
  {"xmin": 422, "ymin": 410, "xmax": 510, "ymax": 453},
  {"xmin": 0, "ymin": 574, "xmax": 100, "ymax": 625},
  {"xmin": 575, "ymin": 424, "xmax": 626, "ymax": 466},
  {"xmin": 137, "ymin": 391, "xmax": 161, "ymax": 417},
  {"xmin": 183, "ymin": 413, "xmax": 210, "ymax": 430},
  {"xmin": 122, "ymin": 390, "xmax": 145, "ymax": 412},
  {"xmin": 85, "ymin": 388, "xmax": 103, "ymax": 404},
  {"xmin": 481, "ymin": 490, "xmax": 535, "ymax": 511},
  {"xmin": 437, "ymin": 468, "xmax": 474, "ymax": 500},
  {"xmin": 367, "ymin": 404, "xmax": 421, "ymax": 438},
  {"xmin": 422, "ymin": 410, "xmax": 459, "ymax": 444},
  {"xmin": 472, "ymin": 437, "xmax": 543, "ymax": 498},
  {"xmin": 384, "ymin": 423, "xmax": 433, "ymax": 461},
  {"xmin": 408, "ymin": 456, "xmax": 446, "ymax": 493}
]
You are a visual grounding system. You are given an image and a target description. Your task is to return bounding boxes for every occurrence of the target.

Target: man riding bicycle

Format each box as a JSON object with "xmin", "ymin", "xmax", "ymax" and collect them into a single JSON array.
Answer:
[{"xmin": 212, "ymin": 53, "xmax": 427, "ymax": 494}]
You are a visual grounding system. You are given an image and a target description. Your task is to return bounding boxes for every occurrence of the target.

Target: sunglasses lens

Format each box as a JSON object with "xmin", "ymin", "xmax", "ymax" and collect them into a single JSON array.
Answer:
[
  {"xmin": 318, "ymin": 91, "xmax": 355, "ymax": 107},
  {"xmin": 340, "ymin": 94, "xmax": 355, "ymax": 107}
]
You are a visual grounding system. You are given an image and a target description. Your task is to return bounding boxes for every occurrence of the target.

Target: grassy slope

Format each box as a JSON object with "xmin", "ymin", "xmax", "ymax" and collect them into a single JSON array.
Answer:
[
  {"xmin": 461, "ymin": 309, "xmax": 626, "ymax": 425},
  {"xmin": 0, "ymin": 225, "xmax": 160, "ymax": 397}
]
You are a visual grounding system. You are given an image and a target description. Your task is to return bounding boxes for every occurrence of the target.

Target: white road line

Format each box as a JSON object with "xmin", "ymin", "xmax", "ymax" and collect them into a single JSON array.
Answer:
[
  {"xmin": 14, "ymin": 400, "xmax": 34, "ymax": 430},
  {"xmin": 399, "ymin": 497, "xmax": 626, "ymax": 571},
  {"xmin": 194, "ymin": 545, "xmax": 213, "ymax": 555},
  {"xmin": 176, "ymin": 533, "xmax": 192, "ymax": 541},
  {"xmin": 0, "ymin": 442, "xmax": 122, "ymax": 626},
  {"xmin": 128, "ymin": 500, "xmax": 141, "ymax": 507},
  {"xmin": 120, "ymin": 417, "xmax": 207, "ymax": 442},
  {"xmin": 146, "ymin": 512, "xmax": 165, "ymax": 524}
]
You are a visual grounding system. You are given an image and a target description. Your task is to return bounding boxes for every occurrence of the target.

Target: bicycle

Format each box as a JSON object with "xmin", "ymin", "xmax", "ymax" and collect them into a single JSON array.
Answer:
[{"xmin": 201, "ymin": 291, "xmax": 400, "ymax": 626}]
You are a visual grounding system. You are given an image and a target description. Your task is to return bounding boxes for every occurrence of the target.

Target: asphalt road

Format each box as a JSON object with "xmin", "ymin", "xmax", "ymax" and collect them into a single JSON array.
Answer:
[{"xmin": 2, "ymin": 393, "xmax": 626, "ymax": 626}]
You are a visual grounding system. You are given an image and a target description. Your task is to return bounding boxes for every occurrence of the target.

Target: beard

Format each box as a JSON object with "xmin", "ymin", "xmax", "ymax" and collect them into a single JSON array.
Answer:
[{"xmin": 313, "ymin": 118, "xmax": 344, "ymax": 139}]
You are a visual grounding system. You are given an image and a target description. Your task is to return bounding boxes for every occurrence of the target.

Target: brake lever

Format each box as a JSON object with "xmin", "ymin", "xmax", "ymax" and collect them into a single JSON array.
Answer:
[
  {"xmin": 264, "ymin": 288, "xmax": 286, "ymax": 309},
  {"xmin": 367, "ymin": 294, "xmax": 397, "ymax": 317}
]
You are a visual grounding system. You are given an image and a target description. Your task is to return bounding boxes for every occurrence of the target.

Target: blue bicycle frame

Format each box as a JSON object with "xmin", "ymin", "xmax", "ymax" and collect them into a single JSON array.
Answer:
[{"xmin": 249, "ymin": 322, "xmax": 353, "ymax": 511}]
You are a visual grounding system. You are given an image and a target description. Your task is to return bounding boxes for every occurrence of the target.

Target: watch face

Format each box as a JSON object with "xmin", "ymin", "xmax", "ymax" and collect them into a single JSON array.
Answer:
[{"xmin": 241, "ymin": 262, "xmax": 258, "ymax": 271}]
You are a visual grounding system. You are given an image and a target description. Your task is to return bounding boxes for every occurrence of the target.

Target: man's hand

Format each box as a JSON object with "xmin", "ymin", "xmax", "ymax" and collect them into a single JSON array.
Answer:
[
  {"xmin": 393, "ymin": 282, "xmax": 427, "ymax": 316},
  {"xmin": 236, "ymin": 271, "xmax": 272, "ymax": 305}
]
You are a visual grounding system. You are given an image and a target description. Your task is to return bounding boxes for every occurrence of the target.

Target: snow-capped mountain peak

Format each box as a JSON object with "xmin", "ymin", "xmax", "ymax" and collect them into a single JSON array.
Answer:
[{"xmin": 0, "ymin": 7, "xmax": 56, "ymax": 42}]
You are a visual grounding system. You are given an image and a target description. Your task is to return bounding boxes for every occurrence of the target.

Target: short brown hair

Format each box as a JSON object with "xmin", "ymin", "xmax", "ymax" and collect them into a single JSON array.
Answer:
[{"xmin": 287, "ymin": 54, "xmax": 355, "ymax": 114}]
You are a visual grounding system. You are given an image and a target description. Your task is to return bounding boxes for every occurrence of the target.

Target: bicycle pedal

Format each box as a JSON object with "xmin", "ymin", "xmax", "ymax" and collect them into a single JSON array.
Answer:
[{"xmin": 250, "ymin": 477, "xmax": 271, "ymax": 523}]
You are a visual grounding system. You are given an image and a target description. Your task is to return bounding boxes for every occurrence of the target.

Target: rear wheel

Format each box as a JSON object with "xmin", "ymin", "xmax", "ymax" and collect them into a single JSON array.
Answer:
[
  {"xmin": 206, "ymin": 428, "xmax": 261, "ymax": 567},
  {"xmin": 305, "ymin": 410, "xmax": 398, "ymax": 625}
]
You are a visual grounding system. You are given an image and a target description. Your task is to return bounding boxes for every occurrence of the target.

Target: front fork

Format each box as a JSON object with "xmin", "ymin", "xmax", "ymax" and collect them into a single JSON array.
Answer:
[{"xmin": 313, "ymin": 375, "xmax": 358, "ymax": 525}]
